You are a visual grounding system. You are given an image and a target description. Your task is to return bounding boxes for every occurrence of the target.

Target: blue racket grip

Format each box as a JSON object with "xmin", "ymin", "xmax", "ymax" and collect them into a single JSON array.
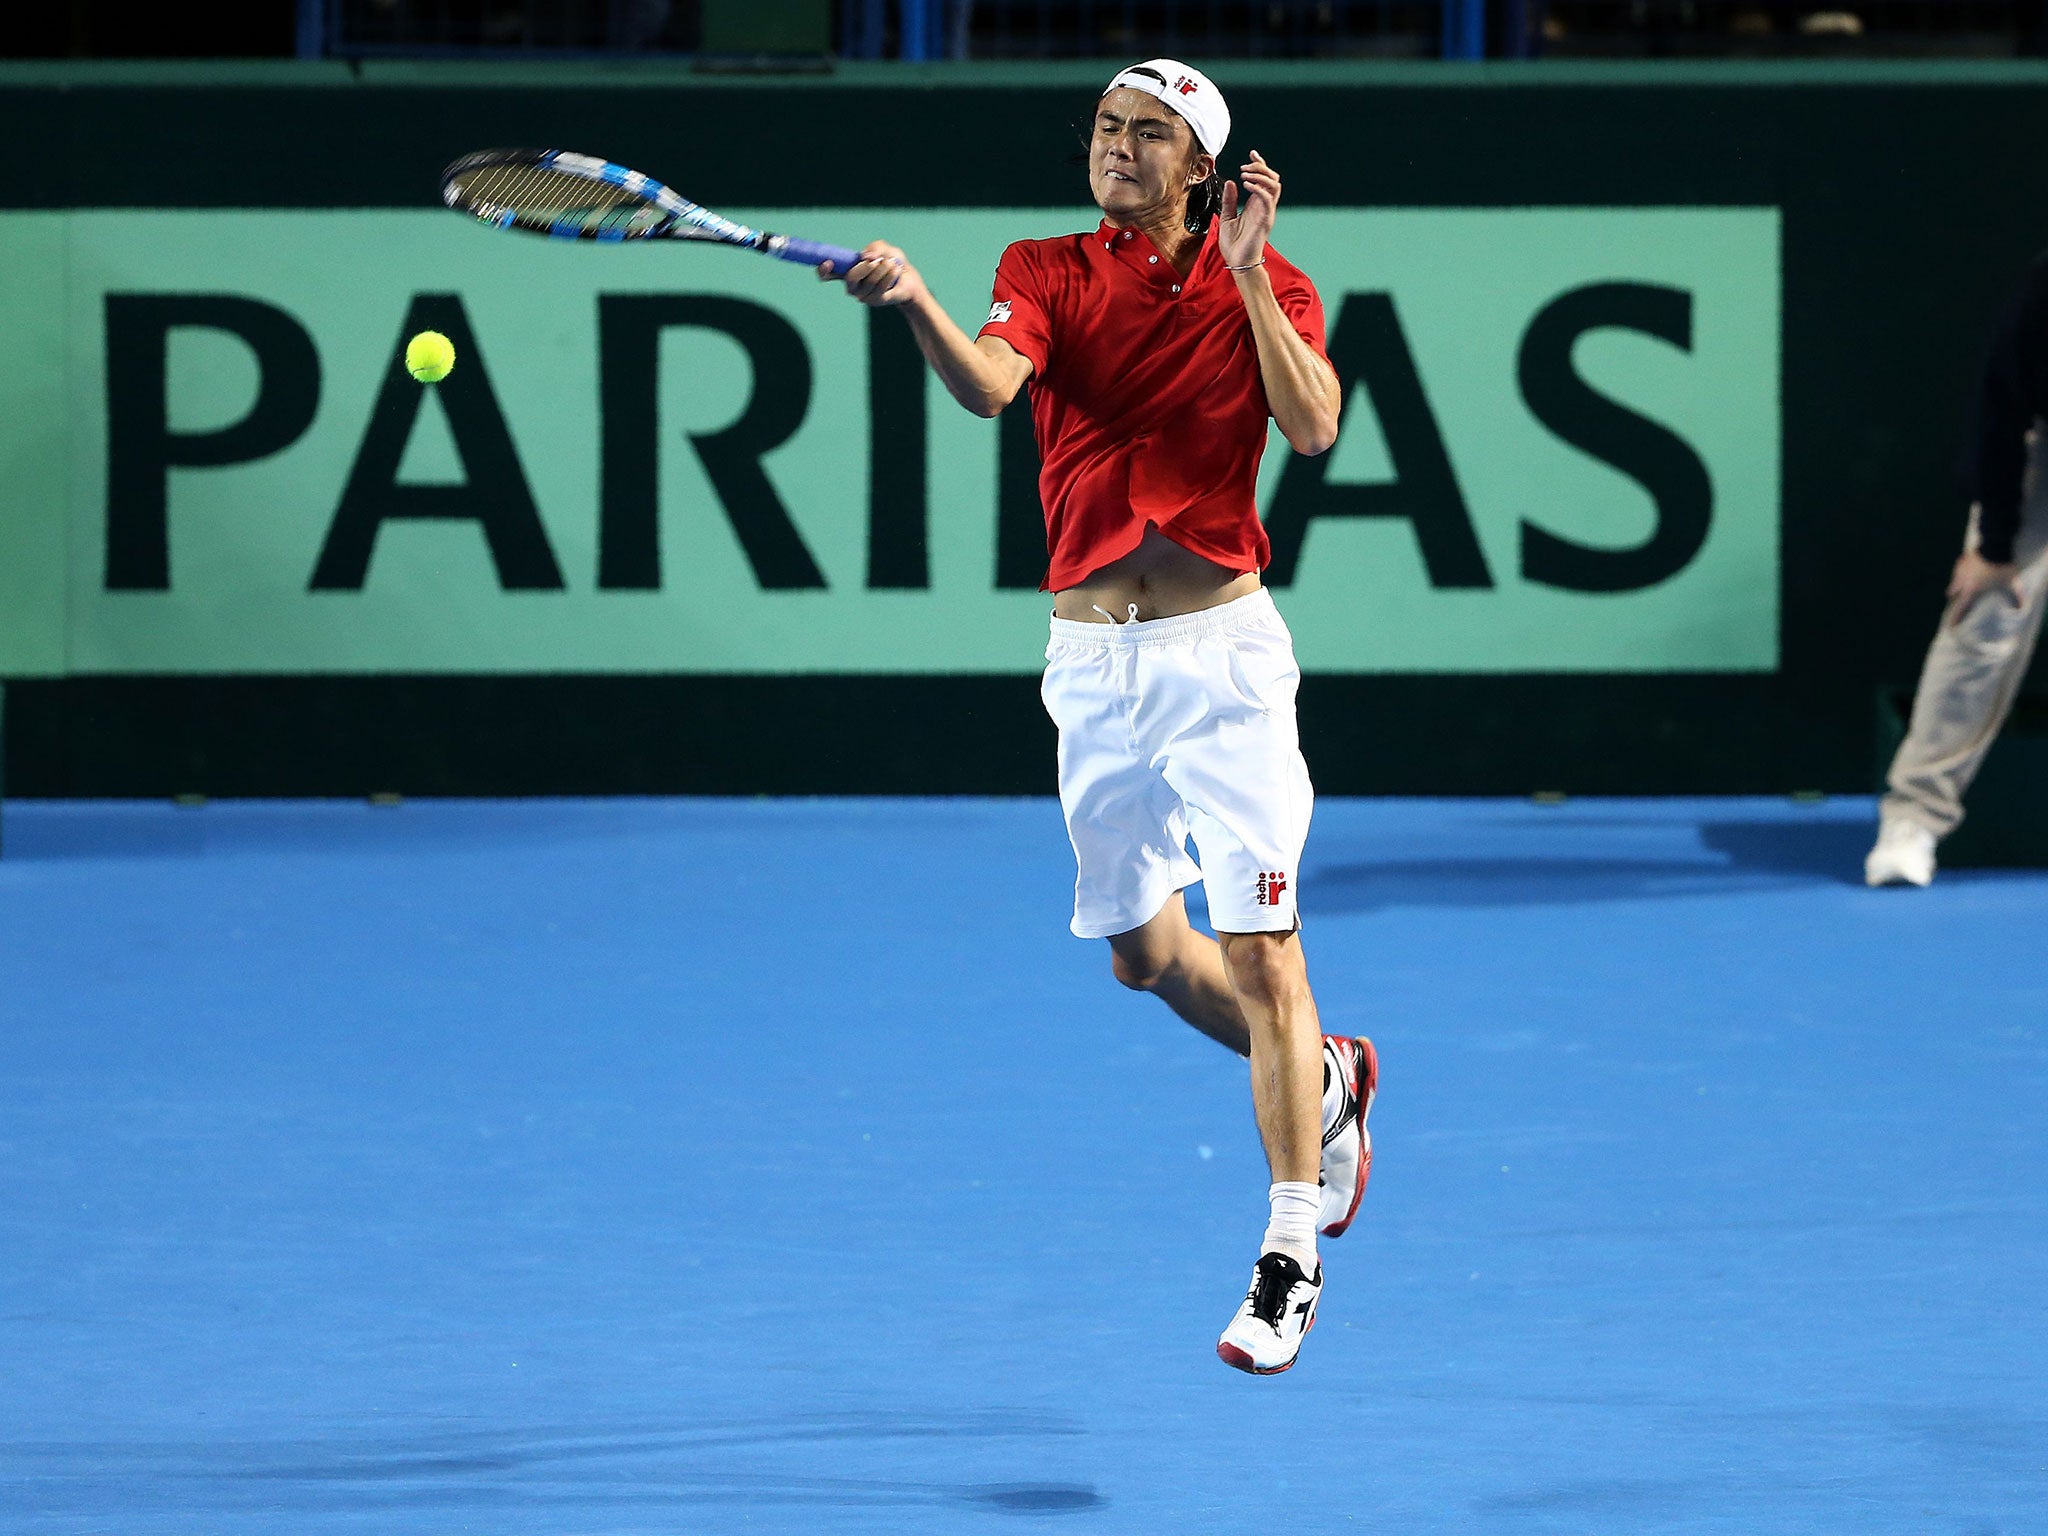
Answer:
[{"xmin": 778, "ymin": 236, "xmax": 863, "ymax": 277}]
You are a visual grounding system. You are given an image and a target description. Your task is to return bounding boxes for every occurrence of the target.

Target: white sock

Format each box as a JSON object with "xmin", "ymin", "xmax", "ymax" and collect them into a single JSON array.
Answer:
[{"xmin": 1262, "ymin": 1180, "xmax": 1320, "ymax": 1272}]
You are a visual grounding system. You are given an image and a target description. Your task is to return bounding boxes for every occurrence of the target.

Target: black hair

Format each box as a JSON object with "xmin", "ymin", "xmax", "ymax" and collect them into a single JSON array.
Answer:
[
  {"xmin": 1184, "ymin": 169, "xmax": 1223, "ymax": 236},
  {"xmin": 1081, "ymin": 66, "xmax": 1221, "ymax": 236}
]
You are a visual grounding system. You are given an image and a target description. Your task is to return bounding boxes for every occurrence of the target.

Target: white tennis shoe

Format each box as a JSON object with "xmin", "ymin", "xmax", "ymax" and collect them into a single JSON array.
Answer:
[
  {"xmin": 1865, "ymin": 818, "xmax": 1937, "ymax": 887},
  {"xmin": 1318, "ymin": 1035, "xmax": 1377, "ymax": 1237},
  {"xmin": 1216, "ymin": 1251, "xmax": 1322, "ymax": 1375}
]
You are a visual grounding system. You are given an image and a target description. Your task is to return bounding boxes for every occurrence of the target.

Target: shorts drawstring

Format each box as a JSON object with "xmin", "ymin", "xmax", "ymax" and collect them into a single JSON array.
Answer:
[{"xmin": 1051, "ymin": 589, "xmax": 1282, "ymax": 651}]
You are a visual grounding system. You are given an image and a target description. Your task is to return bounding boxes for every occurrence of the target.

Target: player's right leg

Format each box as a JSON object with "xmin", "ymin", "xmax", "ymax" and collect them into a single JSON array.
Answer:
[
  {"xmin": 1318, "ymin": 1034, "xmax": 1377, "ymax": 1238},
  {"xmin": 1106, "ymin": 891, "xmax": 1248, "ymax": 1054}
]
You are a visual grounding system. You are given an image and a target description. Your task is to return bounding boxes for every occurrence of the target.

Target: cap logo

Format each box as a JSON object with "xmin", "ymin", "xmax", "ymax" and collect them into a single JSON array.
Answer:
[{"xmin": 1105, "ymin": 59, "xmax": 1229, "ymax": 157}]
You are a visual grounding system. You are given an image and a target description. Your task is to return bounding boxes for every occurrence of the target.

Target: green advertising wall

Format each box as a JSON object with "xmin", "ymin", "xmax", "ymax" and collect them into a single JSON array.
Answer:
[{"xmin": 1, "ymin": 62, "xmax": 2045, "ymax": 795}]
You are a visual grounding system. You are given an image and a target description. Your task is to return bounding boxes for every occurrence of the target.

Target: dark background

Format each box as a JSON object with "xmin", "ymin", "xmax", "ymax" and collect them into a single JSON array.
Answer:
[{"xmin": 3, "ymin": 63, "xmax": 2045, "ymax": 797}]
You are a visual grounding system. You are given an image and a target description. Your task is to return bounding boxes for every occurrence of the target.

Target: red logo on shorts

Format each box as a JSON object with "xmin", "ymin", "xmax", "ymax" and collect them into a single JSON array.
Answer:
[
  {"xmin": 1256, "ymin": 871, "xmax": 1288, "ymax": 906},
  {"xmin": 1175, "ymin": 75, "xmax": 1199, "ymax": 95}
]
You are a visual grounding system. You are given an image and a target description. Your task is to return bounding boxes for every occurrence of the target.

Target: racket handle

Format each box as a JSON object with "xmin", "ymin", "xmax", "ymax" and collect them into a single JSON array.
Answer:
[{"xmin": 775, "ymin": 236, "xmax": 863, "ymax": 277}]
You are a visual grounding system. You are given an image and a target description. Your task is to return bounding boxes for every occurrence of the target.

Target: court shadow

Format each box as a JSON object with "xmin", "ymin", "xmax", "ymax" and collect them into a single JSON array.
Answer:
[
  {"xmin": 0, "ymin": 802, "xmax": 653, "ymax": 863},
  {"xmin": 1472, "ymin": 1476, "xmax": 1702, "ymax": 1517},
  {"xmin": 1305, "ymin": 817, "xmax": 1871, "ymax": 914},
  {"xmin": 0, "ymin": 1415, "xmax": 1105, "ymax": 1522},
  {"xmin": 0, "ymin": 806, "xmax": 209, "ymax": 861},
  {"xmin": 1696, "ymin": 816, "xmax": 1872, "ymax": 884},
  {"xmin": 957, "ymin": 1483, "xmax": 1109, "ymax": 1513},
  {"xmin": 1304, "ymin": 855, "xmax": 1754, "ymax": 914}
]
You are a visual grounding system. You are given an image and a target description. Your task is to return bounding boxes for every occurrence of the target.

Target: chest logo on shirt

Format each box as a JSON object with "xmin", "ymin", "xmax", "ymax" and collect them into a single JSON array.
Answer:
[
  {"xmin": 1256, "ymin": 871, "xmax": 1289, "ymax": 907},
  {"xmin": 986, "ymin": 301, "xmax": 1013, "ymax": 324}
]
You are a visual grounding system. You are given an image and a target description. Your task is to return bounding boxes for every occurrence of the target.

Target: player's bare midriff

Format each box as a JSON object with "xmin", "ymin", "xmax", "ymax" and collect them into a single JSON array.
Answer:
[{"xmin": 1052, "ymin": 523, "xmax": 1262, "ymax": 623}]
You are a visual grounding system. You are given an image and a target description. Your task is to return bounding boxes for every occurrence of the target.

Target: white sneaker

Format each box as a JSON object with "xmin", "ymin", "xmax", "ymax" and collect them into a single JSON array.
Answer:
[
  {"xmin": 1318, "ymin": 1035, "xmax": 1377, "ymax": 1237},
  {"xmin": 1865, "ymin": 818, "xmax": 1937, "ymax": 887},
  {"xmin": 1217, "ymin": 1251, "xmax": 1322, "ymax": 1374}
]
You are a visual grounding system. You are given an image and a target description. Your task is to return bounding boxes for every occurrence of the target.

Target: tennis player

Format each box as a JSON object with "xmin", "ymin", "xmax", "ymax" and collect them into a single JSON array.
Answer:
[{"xmin": 830, "ymin": 60, "xmax": 1373, "ymax": 1375}]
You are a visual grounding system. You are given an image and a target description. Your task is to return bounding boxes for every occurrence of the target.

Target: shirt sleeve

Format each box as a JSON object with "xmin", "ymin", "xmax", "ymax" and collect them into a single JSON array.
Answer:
[
  {"xmin": 1966, "ymin": 255, "xmax": 2048, "ymax": 565},
  {"xmin": 1272, "ymin": 265, "xmax": 1332, "ymax": 365},
  {"xmin": 977, "ymin": 241, "xmax": 1052, "ymax": 380}
]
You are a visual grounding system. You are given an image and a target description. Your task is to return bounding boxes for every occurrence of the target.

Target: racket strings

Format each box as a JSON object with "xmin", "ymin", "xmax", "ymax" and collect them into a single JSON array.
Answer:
[{"xmin": 458, "ymin": 163, "xmax": 661, "ymax": 238}]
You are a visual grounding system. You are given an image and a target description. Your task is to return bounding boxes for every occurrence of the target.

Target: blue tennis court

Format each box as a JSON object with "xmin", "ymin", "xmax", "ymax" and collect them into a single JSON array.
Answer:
[{"xmin": 2, "ymin": 794, "xmax": 2042, "ymax": 1533}]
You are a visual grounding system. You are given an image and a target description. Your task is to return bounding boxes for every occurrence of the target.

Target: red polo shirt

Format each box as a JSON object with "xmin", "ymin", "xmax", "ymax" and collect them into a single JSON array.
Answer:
[{"xmin": 976, "ymin": 218, "xmax": 1329, "ymax": 592}]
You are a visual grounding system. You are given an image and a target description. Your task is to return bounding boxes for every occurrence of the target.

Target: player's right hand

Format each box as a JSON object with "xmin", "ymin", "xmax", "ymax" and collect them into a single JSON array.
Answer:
[
  {"xmin": 831, "ymin": 241, "xmax": 927, "ymax": 308},
  {"xmin": 1945, "ymin": 549, "xmax": 2025, "ymax": 627}
]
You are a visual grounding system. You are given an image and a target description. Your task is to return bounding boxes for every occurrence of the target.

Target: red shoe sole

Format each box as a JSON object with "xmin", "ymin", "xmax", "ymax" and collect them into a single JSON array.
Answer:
[
  {"xmin": 1217, "ymin": 1341, "xmax": 1295, "ymax": 1375},
  {"xmin": 1321, "ymin": 1036, "xmax": 1377, "ymax": 1238}
]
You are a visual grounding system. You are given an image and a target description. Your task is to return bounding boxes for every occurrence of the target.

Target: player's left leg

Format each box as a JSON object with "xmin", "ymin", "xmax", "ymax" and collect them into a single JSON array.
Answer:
[
  {"xmin": 1114, "ymin": 914, "xmax": 1333, "ymax": 1257},
  {"xmin": 1211, "ymin": 926, "xmax": 1327, "ymax": 1374},
  {"xmin": 1135, "ymin": 591, "xmax": 1371, "ymax": 1371},
  {"xmin": 1217, "ymin": 930, "xmax": 1322, "ymax": 1195},
  {"xmin": 1107, "ymin": 897, "xmax": 1374, "ymax": 1242}
]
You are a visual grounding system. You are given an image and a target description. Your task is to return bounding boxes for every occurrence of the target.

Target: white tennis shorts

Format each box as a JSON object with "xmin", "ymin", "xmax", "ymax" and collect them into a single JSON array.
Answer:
[{"xmin": 1041, "ymin": 588, "xmax": 1314, "ymax": 939}]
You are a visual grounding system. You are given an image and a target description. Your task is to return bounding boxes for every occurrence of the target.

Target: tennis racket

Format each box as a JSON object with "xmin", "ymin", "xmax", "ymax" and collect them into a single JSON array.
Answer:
[{"xmin": 440, "ymin": 149, "xmax": 862, "ymax": 276}]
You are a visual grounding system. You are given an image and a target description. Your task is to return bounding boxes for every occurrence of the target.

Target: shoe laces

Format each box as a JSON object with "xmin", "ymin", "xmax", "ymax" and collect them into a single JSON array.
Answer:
[{"xmin": 1247, "ymin": 1257, "xmax": 1299, "ymax": 1330}]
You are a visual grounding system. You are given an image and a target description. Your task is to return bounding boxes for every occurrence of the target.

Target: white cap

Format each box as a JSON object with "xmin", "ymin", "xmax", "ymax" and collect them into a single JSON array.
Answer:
[{"xmin": 1102, "ymin": 59, "xmax": 1229, "ymax": 160}]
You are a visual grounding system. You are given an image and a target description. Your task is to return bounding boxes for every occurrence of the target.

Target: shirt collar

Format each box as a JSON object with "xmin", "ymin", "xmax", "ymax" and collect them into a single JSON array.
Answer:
[{"xmin": 1094, "ymin": 218, "xmax": 1214, "ymax": 289}]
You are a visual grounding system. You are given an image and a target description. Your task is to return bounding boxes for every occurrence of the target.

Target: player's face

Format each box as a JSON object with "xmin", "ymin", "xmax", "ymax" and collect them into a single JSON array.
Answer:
[{"xmin": 1089, "ymin": 88, "xmax": 1213, "ymax": 226}]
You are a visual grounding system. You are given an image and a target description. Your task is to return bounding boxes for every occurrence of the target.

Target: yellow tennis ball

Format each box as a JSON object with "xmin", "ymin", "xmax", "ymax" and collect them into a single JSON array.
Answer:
[{"xmin": 405, "ymin": 330, "xmax": 456, "ymax": 384}]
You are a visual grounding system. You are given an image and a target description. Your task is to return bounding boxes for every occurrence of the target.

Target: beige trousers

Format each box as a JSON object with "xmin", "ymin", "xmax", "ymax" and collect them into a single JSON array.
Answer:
[{"xmin": 1883, "ymin": 431, "xmax": 2048, "ymax": 838}]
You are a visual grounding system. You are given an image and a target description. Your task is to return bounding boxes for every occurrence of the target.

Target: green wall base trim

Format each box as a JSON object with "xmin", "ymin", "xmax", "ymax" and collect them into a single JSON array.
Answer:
[{"xmin": 3, "ymin": 675, "xmax": 1869, "ymax": 800}]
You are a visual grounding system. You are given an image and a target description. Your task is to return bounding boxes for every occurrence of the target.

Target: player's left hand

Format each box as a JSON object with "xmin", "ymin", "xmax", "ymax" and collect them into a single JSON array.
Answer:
[{"xmin": 1218, "ymin": 150, "xmax": 1281, "ymax": 270}]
